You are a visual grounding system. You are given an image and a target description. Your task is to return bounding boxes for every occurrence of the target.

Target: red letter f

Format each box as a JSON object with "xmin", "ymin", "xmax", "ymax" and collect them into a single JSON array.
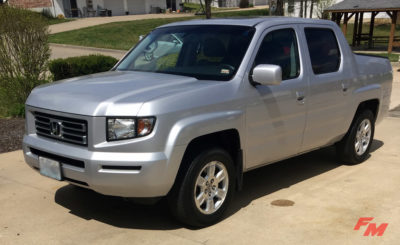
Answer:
[{"xmin": 354, "ymin": 217, "xmax": 374, "ymax": 230}]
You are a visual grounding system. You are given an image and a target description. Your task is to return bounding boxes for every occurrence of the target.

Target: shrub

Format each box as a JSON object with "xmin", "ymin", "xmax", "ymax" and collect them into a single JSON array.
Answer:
[
  {"xmin": 8, "ymin": 103, "xmax": 26, "ymax": 118},
  {"xmin": 49, "ymin": 55, "xmax": 119, "ymax": 81},
  {"xmin": 0, "ymin": 5, "xmax": 50, "ymax": 118},
  {"xmin": 239, "ymin": 0, "xmax": 249, "ymax": 8}
]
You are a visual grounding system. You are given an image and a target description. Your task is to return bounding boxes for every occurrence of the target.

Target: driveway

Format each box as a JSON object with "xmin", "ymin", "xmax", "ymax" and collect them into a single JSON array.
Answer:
[
  {"xmin": 50, "ymin": 44, "xmax": 126, "ymax": 60},
  {"xmin": 0, "ymin": 66, "xmax": 399, "ymax": 244},
  {"xmin": 49, "ymin": 13, "xmax": 194, "ymax": 34},
  {"xmin": 0, "ymin": 118, "xmax": 399, "ymax": 244}
]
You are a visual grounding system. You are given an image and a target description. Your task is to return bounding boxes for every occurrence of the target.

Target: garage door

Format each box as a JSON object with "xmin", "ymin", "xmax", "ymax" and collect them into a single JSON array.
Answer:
[
  {"xmin": 104, "ymin": 0, "xmax": 125, "ymax": 16},
  {"xmin": 254, "ymin": 0, "xmax": 267, "ymax": 6},
  {"xmin": 127, "ymin": 0, "xmax": 146, "ymax": 14}
]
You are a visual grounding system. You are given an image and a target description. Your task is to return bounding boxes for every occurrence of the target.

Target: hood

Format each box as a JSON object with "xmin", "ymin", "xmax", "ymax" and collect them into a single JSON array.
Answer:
[{"xmin": 26, "ymin": 71, "xmax": 198, "ymax": 116}]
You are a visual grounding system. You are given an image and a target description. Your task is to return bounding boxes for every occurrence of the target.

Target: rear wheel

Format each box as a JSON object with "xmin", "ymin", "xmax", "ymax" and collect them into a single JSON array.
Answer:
[
  {"xmin": 336, "ymin": 110, "xmax": 375, "ymax": 164},
  {"xmin": 168, "ymin": 148, "xmax": 235, "ymax": 227}
]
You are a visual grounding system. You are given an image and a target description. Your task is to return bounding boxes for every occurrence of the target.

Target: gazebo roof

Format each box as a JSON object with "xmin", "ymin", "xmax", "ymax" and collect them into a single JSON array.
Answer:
[{"xmin": 325, "ymin": 0, "xmax": 400, "ymax": 12}]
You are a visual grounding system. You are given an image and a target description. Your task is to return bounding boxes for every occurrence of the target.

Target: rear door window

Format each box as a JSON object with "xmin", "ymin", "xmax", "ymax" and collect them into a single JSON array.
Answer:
[{"xmin": 304, "ymin": 28, "xmax": 341, "ymax": 75}]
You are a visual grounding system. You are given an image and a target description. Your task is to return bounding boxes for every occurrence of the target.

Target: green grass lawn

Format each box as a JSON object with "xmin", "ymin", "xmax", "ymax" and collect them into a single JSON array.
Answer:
[
  {"xmin": 47, "ymin": 17, "xmax": 74, "ymax": 25},
  {"xmin": 48, "ymin": 8, "xmax": 269, "ymax": 50},
  {"xmin": 32, "ymin": 11, "xmax": 75, "ymax": 25},
  {"xmin": 49, "ymin": 17, "xmax": 194, "ymax": 50}
]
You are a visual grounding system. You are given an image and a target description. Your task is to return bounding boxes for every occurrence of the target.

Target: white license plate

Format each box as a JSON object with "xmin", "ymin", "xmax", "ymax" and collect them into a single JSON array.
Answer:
[{"xmin": 39, "ymin": 157, "xmax": 62, "ymax": 181}]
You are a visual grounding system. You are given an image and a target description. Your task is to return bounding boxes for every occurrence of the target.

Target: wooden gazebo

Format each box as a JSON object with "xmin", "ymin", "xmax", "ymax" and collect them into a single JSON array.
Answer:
[{"xmin": 325, "ymin": 0, "xmax": 400, "ymax": 53}]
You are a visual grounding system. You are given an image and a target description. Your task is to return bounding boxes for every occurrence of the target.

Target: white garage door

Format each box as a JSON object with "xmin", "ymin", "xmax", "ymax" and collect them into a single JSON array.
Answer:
[
  {"xmin": 104, "ymin": 0, "xmax": 125, "ymax": 16},
  {"xmin": 254, "ymin": 0, "xmax": 267, "ymax": 6},
  {"xmin": 127, "ymin": 0, "xmax": 146, "ymax": 14}
]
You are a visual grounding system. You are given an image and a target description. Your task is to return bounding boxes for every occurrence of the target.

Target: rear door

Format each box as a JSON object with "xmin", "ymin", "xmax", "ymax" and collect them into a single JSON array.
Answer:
[
  {"xmin": 245, "ymin": 25, "xmax": 308, "ymax": 169},
  {"xmin": 299, "ymin": 25, "xmax": 350, "ymax": 151}
]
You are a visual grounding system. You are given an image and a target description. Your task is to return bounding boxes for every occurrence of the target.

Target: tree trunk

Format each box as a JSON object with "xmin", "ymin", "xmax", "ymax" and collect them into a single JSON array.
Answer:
[
  {"xmin": 309, "ymin": 0, "xmax": 314, "ymax": 18},
  {"xmin": 276, "ymin": 0, "xmax": 284, "ymax": 16},
  {"xmin": 299, "ymin": 0, "xmax": 303, "ymax": 18},
  {"xmin": 304, "ymin": 0, "xmax": 308, "ymax": 18},
  {"xmin": 205, "ymin": 0, "xmax": 212, "ymax": 19}
]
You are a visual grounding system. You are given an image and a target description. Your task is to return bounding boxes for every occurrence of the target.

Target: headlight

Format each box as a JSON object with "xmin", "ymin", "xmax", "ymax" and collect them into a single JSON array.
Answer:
[{"xmin": 107, "ymin": 117, "xmax": 155, "ymax": 141}]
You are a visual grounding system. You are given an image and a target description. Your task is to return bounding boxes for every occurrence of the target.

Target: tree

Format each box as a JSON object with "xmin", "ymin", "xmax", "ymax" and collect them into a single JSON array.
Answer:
[
  {"xmin": 198, "ymin": 0, "xmax": 212, "ymax": 19},
  {"xmin": 205, "ymin": 0, "xmax": 212, "ymax": 19},
  {"xmin": 310, "ymin": 0, "xmax": 315, "ymax": 18},
  {"xmin": 304, "ymin": 0, "xmax": 308, "ymax": 18},
  {"xmin": 299, "ymin": 0, "xmax": 304, "ymax": 17},
  {"xmin": 316, "ymin": 0, "xmax": 334, "ymax": 19},
  {"xmin": 0, "ymin": 6, "xmax": 50, "ymax": 117},
  {"xmin": 276, "ymin": 0, "xmax": 284, "ymax": 16}
]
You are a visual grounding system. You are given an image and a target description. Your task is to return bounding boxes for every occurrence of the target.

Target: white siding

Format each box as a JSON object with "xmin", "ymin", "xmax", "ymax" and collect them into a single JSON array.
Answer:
[
  {"xmin": 127, "ymin": 0, "xmax": 146, "ymax": 14},
  {"xmin": 104, "ymin": 0, "xmax": 125, "ymax": 16},
  {"xmin": 145, "ymin": 0, "xmax": 167, "ymax": 13},
  {"xmin": 188, "ymin": 0, "xmax": 239, "ymax": 8},
  {"xmin": 252, "ymin": 0, "xmax": 267, "ymax": 6}
]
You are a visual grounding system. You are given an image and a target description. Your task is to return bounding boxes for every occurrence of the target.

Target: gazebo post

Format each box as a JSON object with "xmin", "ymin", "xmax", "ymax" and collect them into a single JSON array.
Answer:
[
  {"xmin": 368, "ymin": 12, "xmax": 377, "ymax": 49},
  {"xmin": 336, "ymin": 13, "xmax": 343, "ymax": 26},
  {"xmin": 352, "ymin": 13, "xmax": 359, "ymax": 47},
  {"xmin": 388, "ymin": 10, "xmax": 398, "ymax": 54},
  {"xmin": 357, "ymin": 12, "xmax": 364, "ymax": 46},
  {"xmin": 342, "ymin": 13, "xmax": 348, "ymax": 35}
]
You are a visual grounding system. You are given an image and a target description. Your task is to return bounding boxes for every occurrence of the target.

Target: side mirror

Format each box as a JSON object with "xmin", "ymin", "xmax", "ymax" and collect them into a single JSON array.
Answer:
[
  {"xmin": 251, "ymin": 64, "xmax": 282, "ymax": 86},
  {"xmin": 139, "ymin": 35, "xmax": 145, "ymax": 41}
]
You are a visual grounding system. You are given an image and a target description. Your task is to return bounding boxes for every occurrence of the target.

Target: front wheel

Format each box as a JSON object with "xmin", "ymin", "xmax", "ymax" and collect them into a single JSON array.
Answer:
[
  {"xmin": 168, "ymin": 148, "xmax": 235, "ymax": 227},
  {"xmin": 336, "ymin": 110, "xmax": 375, "ymax": 164}
]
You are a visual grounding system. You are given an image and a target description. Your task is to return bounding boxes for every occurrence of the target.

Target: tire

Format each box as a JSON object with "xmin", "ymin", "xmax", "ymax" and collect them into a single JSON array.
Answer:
[
  {"xmin": 168, "ymin": 148, "xmax": 235, "ymax": 227},
  {"xmin": 336, "ymin": 110, "xmax": 375, "ymax": 164}
]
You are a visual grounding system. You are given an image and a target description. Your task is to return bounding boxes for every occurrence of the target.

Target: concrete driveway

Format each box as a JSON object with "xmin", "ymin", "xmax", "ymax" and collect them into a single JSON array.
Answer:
[
  {"xmin": 0, "ymin": 68, "xmax": 399, "ymax": 244},
  {"xmin": 50, "ymin": 44, "xmax": 126, "ymax": 60},
  {"xmin": 49, "ymin": 13, "xmax": 194, "ymax": 34}
]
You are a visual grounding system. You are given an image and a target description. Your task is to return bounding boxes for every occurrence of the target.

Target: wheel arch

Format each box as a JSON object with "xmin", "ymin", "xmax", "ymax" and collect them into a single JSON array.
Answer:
[
  {"xmin": 355, "ymin": 99, "xmax": 380, "ymax": 121},
  {"xmin": 170, "ymin": 129, "xmax": 244, "ymax": 195}
]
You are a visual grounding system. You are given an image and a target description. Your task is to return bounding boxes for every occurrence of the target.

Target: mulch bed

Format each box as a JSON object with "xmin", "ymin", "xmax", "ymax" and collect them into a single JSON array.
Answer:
[{"xmin": 0, "ymin": 118, "xmax": 25, "ymax": 154}]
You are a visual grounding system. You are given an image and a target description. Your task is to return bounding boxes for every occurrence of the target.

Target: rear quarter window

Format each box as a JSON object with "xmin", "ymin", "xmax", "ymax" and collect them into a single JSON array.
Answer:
[{"xmin": 304, "ymin": 28, "xmax": 341, "ymax": 75}]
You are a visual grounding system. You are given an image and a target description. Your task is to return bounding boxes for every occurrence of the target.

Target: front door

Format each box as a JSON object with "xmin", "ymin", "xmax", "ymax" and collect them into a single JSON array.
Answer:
[{"xmin": 245, "ymin": 25, "xmax": 308, "ymax": 169}]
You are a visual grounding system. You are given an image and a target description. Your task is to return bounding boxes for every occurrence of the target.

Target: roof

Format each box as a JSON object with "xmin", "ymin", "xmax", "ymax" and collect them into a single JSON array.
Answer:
[
  {"xmin": 159, "ymin": 17, "xmax": 332, "ymax": 28},
  {"xmin": 325, "ymin": 0, "xmax": 400, "ymax": 12}
]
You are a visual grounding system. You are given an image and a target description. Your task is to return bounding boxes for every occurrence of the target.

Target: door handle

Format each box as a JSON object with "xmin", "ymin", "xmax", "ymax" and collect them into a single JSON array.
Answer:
[
  {"xmin": 296, "ymin": 91, "xmax": 305, "ymax": 104},
  {"xmin": 341, "ymin": 82, "xmax": 349, "ymax": 93}
]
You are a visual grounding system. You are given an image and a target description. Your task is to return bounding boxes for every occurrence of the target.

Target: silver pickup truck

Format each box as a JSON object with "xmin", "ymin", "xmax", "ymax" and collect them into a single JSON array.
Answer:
[{"xmin": 23, "ymin": 17, "xmax": 392, "ymax": 227}]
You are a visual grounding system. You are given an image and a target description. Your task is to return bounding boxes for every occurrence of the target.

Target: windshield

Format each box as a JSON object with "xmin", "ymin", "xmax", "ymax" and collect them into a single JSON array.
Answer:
[{"xmin": 116, "ymin": 25, "xmax": 255, "ymax": 81}]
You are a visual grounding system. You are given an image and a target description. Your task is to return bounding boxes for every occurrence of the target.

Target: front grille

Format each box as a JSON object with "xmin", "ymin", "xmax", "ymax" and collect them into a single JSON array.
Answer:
[{"xmin": 34, "ymin": 112, "xmax": 88, "ymax": 146}]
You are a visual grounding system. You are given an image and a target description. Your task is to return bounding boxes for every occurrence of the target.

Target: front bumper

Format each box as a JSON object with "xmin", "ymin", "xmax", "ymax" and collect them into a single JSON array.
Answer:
[{"xmin": 23, "ymin": 134, "xmax": 185, "ymax": 197}]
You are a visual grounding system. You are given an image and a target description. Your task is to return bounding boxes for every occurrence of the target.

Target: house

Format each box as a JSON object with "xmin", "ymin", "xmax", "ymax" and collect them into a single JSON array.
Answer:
[
  {"xmin": 283, "ymin": 0, "xmax": 391, "ymax": 19},
  {"xmin": 8, "ymin": 0, "xmax": 182, "ymax": 17},
  {"xmin": 188, "ymin": 0, "xmax": 268, "ymax": 8},
  {"xmin": 283, "ymin": 0, "xmax": 340, "ymax": 19}
]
